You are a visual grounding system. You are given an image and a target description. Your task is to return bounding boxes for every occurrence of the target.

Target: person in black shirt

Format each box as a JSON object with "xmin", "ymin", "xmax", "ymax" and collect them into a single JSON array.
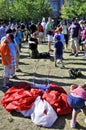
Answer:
[
  {"xmin": 29, "ymin": 21, "xmax": 37, "ymax": 35},
  {"xmin": 28, "ymin": 32, "xmax": 39, "ymax": 58}
]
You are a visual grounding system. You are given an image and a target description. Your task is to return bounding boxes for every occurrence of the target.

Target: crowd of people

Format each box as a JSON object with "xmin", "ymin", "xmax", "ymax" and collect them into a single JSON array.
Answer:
[
  {"xmin": 0, "ymin": 17, "xmax": 86, "ymax": 87},
  {"xmin": 0, "ymin": 18, "xmax": 86, "ymax": 76},
  {"xmin": 0, "ymin": 17, "xmax": 86, "ymax": 128}
]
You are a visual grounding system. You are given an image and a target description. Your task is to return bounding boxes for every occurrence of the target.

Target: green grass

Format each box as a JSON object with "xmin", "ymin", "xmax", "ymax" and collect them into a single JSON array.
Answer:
[{"xmin": 0, "ymin": 42, "xmax": 86, "ymax": 130}]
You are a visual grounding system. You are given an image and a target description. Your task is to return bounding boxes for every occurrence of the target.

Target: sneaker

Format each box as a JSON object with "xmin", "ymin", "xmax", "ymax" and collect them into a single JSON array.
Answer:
[
  {"xmin": 75, "ymin": 53, "xmax": 78, "ymax": 57},
  {"xmin": 70, "ymin": 120, "xmax": 76, "ymax": 128},
  {"xmin": 69, "ymin": 52, "xmax": 75, "ymax": 56},
  {"xmin": 12, "ymin": 75, "xmax": 18, "ymax": 79},
  {"xmin": 49, "ymin": 49, "xmax": 53, "ymax": 52},
  {"xmin": 16, "ymin": 68, "xmax": 21, "ymax": 72},
  {"xmin": 60, "ymin": 65, "xmax": 65, "ymax": 69},
  {"xmin": 83, "ymin": 53, "xmax": 86, "ymax": 58}
]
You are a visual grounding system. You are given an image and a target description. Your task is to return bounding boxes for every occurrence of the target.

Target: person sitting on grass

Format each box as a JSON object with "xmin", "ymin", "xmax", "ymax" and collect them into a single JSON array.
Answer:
[
  {"xmin": 53, "ymin": 35, "xmax": 65, "ymax": 69},
  {"xmin": 68, "ymin": 84, "xmax": 86, "ymax": 128},
  {"xmin": 28, "ymin": 32, "xmax": 39, "ymax": 59}
]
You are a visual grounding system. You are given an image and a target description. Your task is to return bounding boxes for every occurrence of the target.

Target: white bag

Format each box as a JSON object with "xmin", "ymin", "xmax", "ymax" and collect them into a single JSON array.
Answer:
[
  {"xmin": 31, "ymin": 96, "xmax": 58, "ymax": 127},
  {"xmin": 17, "ymin": 106, "xmax": 34, "ymax": 117}
]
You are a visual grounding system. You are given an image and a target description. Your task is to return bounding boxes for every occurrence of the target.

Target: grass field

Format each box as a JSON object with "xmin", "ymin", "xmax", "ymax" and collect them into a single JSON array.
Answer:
[{"xmin": 0, "ymin": 42, "xmax": 86, "ymax": 130}]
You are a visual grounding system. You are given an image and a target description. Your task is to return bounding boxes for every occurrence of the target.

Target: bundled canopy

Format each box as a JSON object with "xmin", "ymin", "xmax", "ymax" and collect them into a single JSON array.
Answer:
[
  {"xmin": 42, "ymin": 84, "xmax": 72, "ymax": 115},
  {"xmin": 1, "ymin": 82, "xmax": 43, "ymax": 112},
  {"xmin": 1, "ymin": 82, "xmax": 72, "ymax": 115}
]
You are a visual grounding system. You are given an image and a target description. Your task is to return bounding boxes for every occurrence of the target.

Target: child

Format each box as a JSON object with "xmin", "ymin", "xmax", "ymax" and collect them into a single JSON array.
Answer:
[
  {"xmin": 12, "ymin": 28, "xmax": 20, "ymax": 72},
  {"xmin": 0, "ymin": 34, "xmax": 12, "ymax": 89},
  {"xmin": 7, "ymin": 33, "xmax": 18, "ymax": 79},
  {"xmin": 54, "ymin": 34, "xmax": 65, "ymax": 69},
  {"xmin": 53, "ymin": 26, "xmax": 65, "ymax": 59},
  {"xmin": 68, "ymin": 84, "xmax": 86, "ymax": 128}
]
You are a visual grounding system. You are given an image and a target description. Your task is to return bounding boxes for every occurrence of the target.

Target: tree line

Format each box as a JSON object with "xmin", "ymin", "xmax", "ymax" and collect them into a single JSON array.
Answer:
[{"xmin": 0, "ymin": 0, "xmax": 86, "ymax": 22}]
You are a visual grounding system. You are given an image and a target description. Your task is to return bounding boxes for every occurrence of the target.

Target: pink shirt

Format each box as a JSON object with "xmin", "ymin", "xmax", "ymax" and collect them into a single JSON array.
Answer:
[
  {"xmin": 70, "ymin": 86, "xmax": 86, "ymax": 100},
  {"xmin": 82, "ymin": 27, "xmax": 86, "ymax": 40}
]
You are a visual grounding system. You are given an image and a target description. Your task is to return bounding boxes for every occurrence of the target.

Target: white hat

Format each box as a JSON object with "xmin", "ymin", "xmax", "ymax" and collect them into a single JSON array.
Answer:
[{"xmin": 42, "ymin": 17, "xmax": 45, "ymax": 22}]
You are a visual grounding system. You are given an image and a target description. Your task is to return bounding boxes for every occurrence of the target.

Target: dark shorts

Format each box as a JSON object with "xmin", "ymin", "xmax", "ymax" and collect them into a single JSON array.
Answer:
[
  {"xmin": 54, "ymin": 54, "xmax": 62, "ymax": 60},
  {"xmin": 68, "ymin": 94, "xmax": 85, "ymax": 110}
]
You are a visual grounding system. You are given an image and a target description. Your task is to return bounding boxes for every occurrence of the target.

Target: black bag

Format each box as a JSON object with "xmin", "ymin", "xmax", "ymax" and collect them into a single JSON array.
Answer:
[
  {"xmin": 39, "ymin": 52, "xmax": 50, "ymax": 59},
  {"xmin": 69, "ymin": 68, "xmax": 82, "ymax": 79}
]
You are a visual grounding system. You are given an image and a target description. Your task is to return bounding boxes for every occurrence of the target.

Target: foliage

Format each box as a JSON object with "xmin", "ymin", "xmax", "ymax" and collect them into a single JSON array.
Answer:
[
  {"xmin": 61, "ymin": 0, "xmax": 86, "ymax": 19},
  {"xmin": 0, "ymin": 0, "xmax": 53, "ymax": 22}
]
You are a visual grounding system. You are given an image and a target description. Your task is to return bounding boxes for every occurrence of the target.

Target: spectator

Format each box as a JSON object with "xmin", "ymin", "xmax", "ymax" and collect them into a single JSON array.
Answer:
[
  {"xmin": 62, "ymin": 20, "xmax": 69, "ymax": 49},
  {"xmin": 69, "ymin": 18, "xmax": 81, "ymax": 57},
  {"xmin": 68, "ymin": 84, "xmax": 86, "ymax": 128},
  {"xmin": 54, "ymin": 26, "xmax": 65, "ymax": 59},
  {"xmin": 15, "ymin": 25, "xmax": 22, "ymax": 52},
  {"xmin": 37, "ymin": 22, "xmax": 44, "ymax": 44},
  {"xmin": 46, "ymin": 17, "xmax": 54, "ymax": 52},
  {"xmin": 6, "ymin": 33, "xmax": 17, "ymax": 79},
  {"xmin": 29, "ymin": 21, "xmax": 37, "ymax": 36},
  {"xmin": 0, "ymin": 21, "xmax": 6, "ymax": 41},
  {"xmin": 0, "ymin": 34, "xmax": 12, "ymax": 89},
  {"xmin": 28, "ymin": 32, "xmax": 39, "ymax": 58},
  {"xmin": 81, "ymin": 21, "xmax": 86, "ymax": 57},
  {"xmin": 53, "ymin": 34, "xmax": 65, "ymax": 69},
  {"xmin": 41, "ymin": 17, "xmax": 47, "ymax": 43},
  {"xmin": 12, "ymin": 28, "xmax": 20, "ymax": 72}
]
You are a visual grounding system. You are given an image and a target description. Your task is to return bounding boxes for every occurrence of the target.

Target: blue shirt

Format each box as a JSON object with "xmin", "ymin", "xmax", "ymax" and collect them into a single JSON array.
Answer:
[
  {"xmin": 15, "ymin": 31, "xmax": 22, "ymax": 45},
  {"xmin": 54, "ymin": 41, "xmax": 63, "ymax": 55},
  {"xmin": 8, "ymin": 42, "xmax": 16, "ymax": 57},
  {"xmin": 0, "ymin": 26, "xmax": 6, "ymax": 40}
]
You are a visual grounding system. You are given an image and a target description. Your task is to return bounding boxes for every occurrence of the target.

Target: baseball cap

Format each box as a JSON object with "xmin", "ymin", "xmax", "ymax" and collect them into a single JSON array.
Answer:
[{"xmin": 55, "ymin": 35, "xmax": 60, "ymax": 40}]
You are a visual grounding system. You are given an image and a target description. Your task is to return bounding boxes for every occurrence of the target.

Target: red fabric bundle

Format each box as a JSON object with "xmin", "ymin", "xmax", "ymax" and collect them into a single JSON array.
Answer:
[
  {"xmin": 1, "ymin": 82, "xmax": 43, "ymax": 112},
  {"xmin": 49, "ymin": 83, "xmax": 67, "ymax": 94},
  {"xmin": 42, "ymin": 84, "xmax": 72, "ymax": 115}
]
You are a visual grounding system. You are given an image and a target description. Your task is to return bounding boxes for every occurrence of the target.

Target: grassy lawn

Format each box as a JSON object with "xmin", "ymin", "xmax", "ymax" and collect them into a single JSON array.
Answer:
[{"xmin": 0, "ymin": 42, "xmax": 86, "ymax": 130}]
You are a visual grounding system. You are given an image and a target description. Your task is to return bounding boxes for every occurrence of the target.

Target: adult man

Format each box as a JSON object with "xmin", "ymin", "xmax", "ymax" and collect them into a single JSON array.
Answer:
[
  {"xmin": 46, "ymin": 17, "xmax": 54, "ymax": 52},
  {"xmin": 69, "ymin": 18, "xmax": 81, "ymax": 57}
]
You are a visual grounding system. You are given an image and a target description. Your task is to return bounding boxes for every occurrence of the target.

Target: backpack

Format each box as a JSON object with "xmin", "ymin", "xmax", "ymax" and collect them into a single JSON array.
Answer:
[
  {"xmin": 39, "ymin": 52, "xmax": 50, "ymax": 59},
  {"xmin": 69, "ymin": 68, "xmax": 82, "ymax": 79}
]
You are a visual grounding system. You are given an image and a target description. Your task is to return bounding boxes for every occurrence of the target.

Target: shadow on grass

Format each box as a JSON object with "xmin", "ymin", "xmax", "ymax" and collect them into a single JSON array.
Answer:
[{"xmin": 10, "ymin": 111, "xmax": 86, "ymax": 129}]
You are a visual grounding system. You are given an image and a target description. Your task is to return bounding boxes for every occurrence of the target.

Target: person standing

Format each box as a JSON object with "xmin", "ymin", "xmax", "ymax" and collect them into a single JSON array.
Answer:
[
  {"xmin": 0, "ymin": 21, "xmax": 6, "ymax": 41},
  {"xmin": 29, "ymin": 21, "xmax": 37, "ymax": 36},
  {"xmin": 81, "ymin": 21, "xmax": 86, "ymax": 57},
  {"xmin": 0, "ymin": 34, "xmax": 12, "ymax": 89},
  {"xmin": 62, "ymin": 20, "xmax": 69, "ymax": 49},
  {"xmin": 46, "ymin": 17, "xmax": 53, "ymax": 52},
  {"xmin": 37, "ymin": 22, "xmax": 44, "ymax": 44},
  {"xmin": 12, "ymin": 28, "xmax": 20, "ymax": 72},
  {"xmin": 69, "ymin": 18, "xmax": 81, "ymax": 57},
  {"xmin": 41, "ymin": 17, "xmax": 47, "ymax": 43},
  {"xmin": 53, "ymin": 34, "xmax": 65, "ymax": 69}
]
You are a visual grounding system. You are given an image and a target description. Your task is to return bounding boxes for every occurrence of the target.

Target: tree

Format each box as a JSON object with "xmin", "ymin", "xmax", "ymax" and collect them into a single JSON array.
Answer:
[
  {"xmin": 0, "ymin": 0, "xmax": 53, "ymax": 22},
  {"xmin": 61, "ymin": 0, "xmax": 86, "ymax": 19}
]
